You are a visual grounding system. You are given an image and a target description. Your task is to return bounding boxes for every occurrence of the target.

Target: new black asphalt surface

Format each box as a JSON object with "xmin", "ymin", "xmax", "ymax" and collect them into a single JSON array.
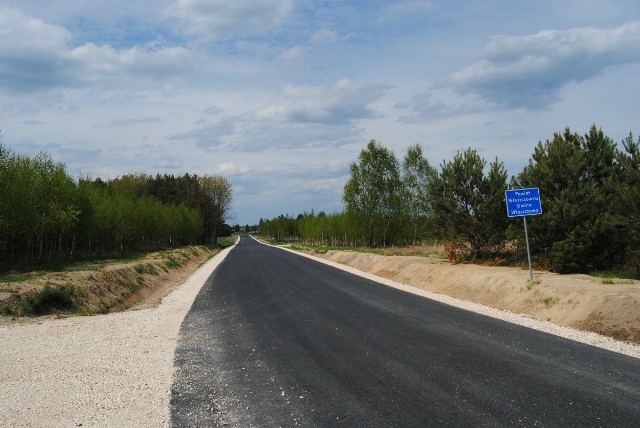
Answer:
[{"xmin": 171, "ymin": 236, "xmax": 640, "ymax": 427}]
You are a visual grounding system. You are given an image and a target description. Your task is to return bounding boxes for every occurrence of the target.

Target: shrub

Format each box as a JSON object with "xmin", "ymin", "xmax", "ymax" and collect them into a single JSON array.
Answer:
[{"xmin": 24, "ymin": 285, "xmax": 77, "ymax": 315}]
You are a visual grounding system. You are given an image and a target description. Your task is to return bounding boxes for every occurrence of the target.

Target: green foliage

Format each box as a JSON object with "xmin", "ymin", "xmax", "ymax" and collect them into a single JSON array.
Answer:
[
  {"xmin": 216, "ymin": 236, "xmax": 237, "ymax": 248},
  {"xmin": 259, "ymin": 214, "xmax": 301, "ymax": 242},
  {"xmin": 23, "ymin": 285, "xmax": 77, "ymax": 316},
  {"xmin": 199, "ymin": 175, "xmax": 234, "ymax": 245},
  {"xmin": 616, "ymin": 132, "xmax": 640, "ymax": 276},
  {"xmin": 402, "ymin": 145, "xmax": 435, "ymax": 245},
  {"xmin": 0, "ymin": 143, "xmax": 233, "ymax": 271},
  {"xmin": 0, "ymin": 273, "xmax": 35, "ymax": 283},
  {"xmin": 343, "ymin": 140, "xmax": 402, "ymax": 247},
  {"xmin": 134, "ymin": 263, "xmax": 159, "ymax": 276},
  {"xmin": 163, "ymin": 255, "xmax": 182, "ymax": 270},
  {"xmin": 258, "ymin": 125, "xmax": 640, "ymax": 276},
  {"xmin": 428, "ymin": 148, "xmax": 508, "ymax": 261},
  {"xmin": 514, "ymin": 125, "xmax": 627, "ymax": 273}
]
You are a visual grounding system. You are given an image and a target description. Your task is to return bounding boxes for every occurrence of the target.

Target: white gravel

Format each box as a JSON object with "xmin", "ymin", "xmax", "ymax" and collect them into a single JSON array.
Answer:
[
  {"xmin": 0, "ymin": 244, "xmax": 235, "ymax": 428},
  {"xmin": 2, "ymin": 239, "xmax": 638, "ymax": 427}
]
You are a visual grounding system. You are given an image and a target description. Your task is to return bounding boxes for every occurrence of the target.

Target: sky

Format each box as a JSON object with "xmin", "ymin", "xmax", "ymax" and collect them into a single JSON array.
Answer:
[{"xmin": 1, "ymin": 0, "xmax": 639, "ymax": 226}]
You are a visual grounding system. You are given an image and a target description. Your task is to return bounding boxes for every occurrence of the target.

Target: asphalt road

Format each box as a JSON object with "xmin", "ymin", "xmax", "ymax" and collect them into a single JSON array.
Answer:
[{"xmin": 171, "ymin": 236, "xmax": 640, "ymax": 427}]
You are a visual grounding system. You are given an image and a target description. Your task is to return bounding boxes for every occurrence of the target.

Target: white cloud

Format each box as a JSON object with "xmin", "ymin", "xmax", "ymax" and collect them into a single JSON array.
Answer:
[
  {"xmin": 203, "ymin": 105, "xmax": 223, "ymax": 115},
  {"xmin": 0, "ymin": 7, "xmax": 70, "ymax": 51},
  {"xmin": 215, "ymin": 162, "xmax": 250, "ymax": 175},
  {"xmin": 171, "ymin": 80, "xmax": 391, "ymax": 151},
  {"xmin": 271, "ymin": 79, "xmax": 391, "ymax": 124},
  {"xmin": 0, "ymin": 6, "xmax": 194, "ymax": 93},
  {"xmin": 163, "ymin": 0, "xmax": 293, "ymax": 41},
  {"xmin": 311, "ymin": 29, "xmax": 338, "ymax": 43},
  {"xmin": 380, "ymin": 0, "xmax": 433, "ymax": 21},
  {"xmin": 229, "ymin": 162, "xmax": 349, "ymax": 219},
  {"xmin": 70, "ymin": 44, "xmax": 193, "ymax": 82},
  {"xmin": 281, "ymin": 46, "xmax": 305, "ymax": 61},
  {"xmin": 396, "ymin": 91, "xmax": 488, "ymax": 122},
  {"xmin": 444, "ymin": 21, "xmax": 640, "ymax": 109},
  {"xmin": 3, "ymin": 1, "xmax": 640, "ymax": 226},
  {"xmin": 102, "ymin": 117, "xmax": 164, "ymax": 128}
]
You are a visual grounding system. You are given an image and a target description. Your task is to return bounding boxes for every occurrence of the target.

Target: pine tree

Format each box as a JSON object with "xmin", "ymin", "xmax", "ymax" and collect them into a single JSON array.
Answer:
[
  {"xmin": 515, "ymin": 129, "xmax": 587, "ymax": 271},
  {"xmin": 515, "ymin": 125, "xmax": 624, "ymax": 273},
  {"xmin": 428, "ymin": 148, "xmax": 507, "ymax": 261},
  {"xmin": 616, "ymin": 132, "xmax": 640, "ymax": 275}
]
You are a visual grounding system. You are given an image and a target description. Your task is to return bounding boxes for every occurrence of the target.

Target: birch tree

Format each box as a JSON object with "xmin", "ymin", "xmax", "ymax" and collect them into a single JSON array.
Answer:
[
  {"xmin": 402, "ymin": 144, "xmax": 434, "ymax": 245},
  {"xmin": 343, "ymin": 140, "xmax": 401, "ymax": 247},
  {"xmin": 200, "ymin": 175, "xmax": 233, "ymax": 245}
]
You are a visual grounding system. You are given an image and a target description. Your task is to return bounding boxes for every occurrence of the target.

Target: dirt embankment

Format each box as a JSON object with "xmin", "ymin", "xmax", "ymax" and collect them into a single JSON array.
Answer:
[
  {"xmin": 4, "ymin": 241, "xmax": 639, "ymax": 346},
  {"xmin": 305, "ymin": 249, "xmax": 640, "ymax": 344},
  {"xmin": 0, "ymin": 246, "xmax": 219, "ymax": 322}
]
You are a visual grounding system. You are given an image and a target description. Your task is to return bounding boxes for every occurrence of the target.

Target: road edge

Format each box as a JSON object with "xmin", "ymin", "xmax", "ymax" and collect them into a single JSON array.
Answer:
[{"xmin": 251, "ymin": 236, "xmax": 640, "ymax": 359}]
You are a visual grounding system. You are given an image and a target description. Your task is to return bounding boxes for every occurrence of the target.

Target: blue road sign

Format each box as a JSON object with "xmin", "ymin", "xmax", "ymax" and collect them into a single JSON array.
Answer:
[{"xmin": 505, "ymin": 188, "xmax": 542, "ymax": 218}]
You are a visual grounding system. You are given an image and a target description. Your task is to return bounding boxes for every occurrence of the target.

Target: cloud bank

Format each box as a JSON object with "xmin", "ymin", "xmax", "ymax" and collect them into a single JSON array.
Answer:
[
  {"xmin": 444, "ymin": 21, "xmax": 640, "ymax": 109},
  {"xmin": 171, "ymin": 80, "xmax": 391, "ymax": 151},
  {"xmin": 163, "ymin": 0, "xmax": 293, "ymax": 41},
  {"xmin": 0, "ymin": 7, "xmax": 193, "ymax": 93}
]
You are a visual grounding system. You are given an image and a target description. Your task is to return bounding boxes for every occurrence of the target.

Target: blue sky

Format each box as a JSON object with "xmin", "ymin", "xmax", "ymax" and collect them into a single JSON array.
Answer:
[{"xmin": 1, "ymin": 0, "xmax": 639, "ymax": 225}]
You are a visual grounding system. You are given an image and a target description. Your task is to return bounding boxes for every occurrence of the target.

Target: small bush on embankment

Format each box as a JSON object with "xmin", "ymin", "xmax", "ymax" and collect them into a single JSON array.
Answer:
[
  {"xmin": 0, "ymin": 245, "xmax": 220, "ymax": 317},
  {"xmin": 0, "ymin": 285, "xmax": 79, "ymax": 317}
]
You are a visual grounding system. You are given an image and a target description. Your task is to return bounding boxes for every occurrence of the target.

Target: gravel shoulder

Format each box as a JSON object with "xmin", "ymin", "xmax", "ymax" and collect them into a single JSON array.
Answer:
[{"xmin": 0, "ymin": 243, "xmax": 236, "ymax": 428}]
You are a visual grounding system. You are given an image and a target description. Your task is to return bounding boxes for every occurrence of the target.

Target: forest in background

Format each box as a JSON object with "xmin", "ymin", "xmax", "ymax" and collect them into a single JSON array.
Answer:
[
  {"xmin": 0, "ymin": 143, "xmax": 233, "ymax": 271},
  {"xmin": 259, "ymin": 125, "xmax": 640, "ymax": 276}
]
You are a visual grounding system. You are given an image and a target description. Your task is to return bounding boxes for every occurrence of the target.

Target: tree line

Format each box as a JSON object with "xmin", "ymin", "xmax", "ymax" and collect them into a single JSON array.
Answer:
[
  {"xmin": 0, "ymin": 143, "xmax": 233, "ymax": 271},
  {"xmin": 259, "ymin": 125, "xmax": 640, "ymax": 276}
]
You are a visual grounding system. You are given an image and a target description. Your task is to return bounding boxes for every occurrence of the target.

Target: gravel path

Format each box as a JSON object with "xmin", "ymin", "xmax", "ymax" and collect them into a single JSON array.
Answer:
[{"xmin": 0, "ymin": 245, "xmax": 235, "ymax": 428}]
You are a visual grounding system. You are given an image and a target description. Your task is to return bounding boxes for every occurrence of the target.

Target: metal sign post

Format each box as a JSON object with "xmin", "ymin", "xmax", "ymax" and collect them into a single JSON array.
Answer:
[
  {"xmin": 523, "ymin": 217, "xmax": 533, "ymax": 280},
  {"xmin": 505, "ymin": 188, "xmax": 543, "ymax": 280}
]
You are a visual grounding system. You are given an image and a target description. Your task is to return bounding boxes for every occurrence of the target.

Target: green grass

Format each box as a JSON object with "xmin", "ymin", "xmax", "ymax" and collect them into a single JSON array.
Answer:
[
  {"xmin": 543, "ymin": 296, "xmax": 559, "ymax": 307},
  {"xmin": 0, "ymin": 245, "xmax": 217, "ymax": 316},
  {"xmin": 1, "ymin": 251, "xmax": 150, "ymax": 276},
  {"xmin": 0, "ymin": 285, "xmax": 79, "ymax": 316},
  {"xmin": 590, "ymin": 270, "xmax": 636, "ymax": 284},
  {"xmin": 526, "ymin": 277, "xmax": 541, "ymax": 290},
  {"xmin": 289, "ymin": 242, "xmax": 386, "ymax": 255},
  {"xmin": 600, "ymin": 277, "xmax": 634, "ymax": 285},
  {"xmin": 134, "ymin": 263, "xmax": 159, "ymax": 276},
  {"xmin": 216, "ymin": 236, "xmax": 237, "ymax": 248},
  {"xmin": 163, "ymin": 255, "xmax": 182, "ymax": 270},
  {"xmin": 386, "ymin": 249, "xmax": 447, "ymax": 259},
  {"xmin": 0, "ymin": 273, "xmax": 35, "ymax": 283},
  {"xmin": 288, "ymin": 242, "xmax": 449, "ymax": 260}
]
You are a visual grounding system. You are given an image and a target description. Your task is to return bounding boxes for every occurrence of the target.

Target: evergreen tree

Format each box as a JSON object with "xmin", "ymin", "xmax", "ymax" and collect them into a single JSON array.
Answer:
[
  {"xmin": 515, "ymin": 128, "xmax": 587, "ymax": 271},
  {"xmin": 515, "ymin": 125, "xmax": 623, "ymax": 273},
  {"xmin": 616, "ymin": 132, "xmax": 640, "ymax": 275},
  {"xmin": 428, "ymin": 148, "xmax": 507, "ymax": 261}
]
